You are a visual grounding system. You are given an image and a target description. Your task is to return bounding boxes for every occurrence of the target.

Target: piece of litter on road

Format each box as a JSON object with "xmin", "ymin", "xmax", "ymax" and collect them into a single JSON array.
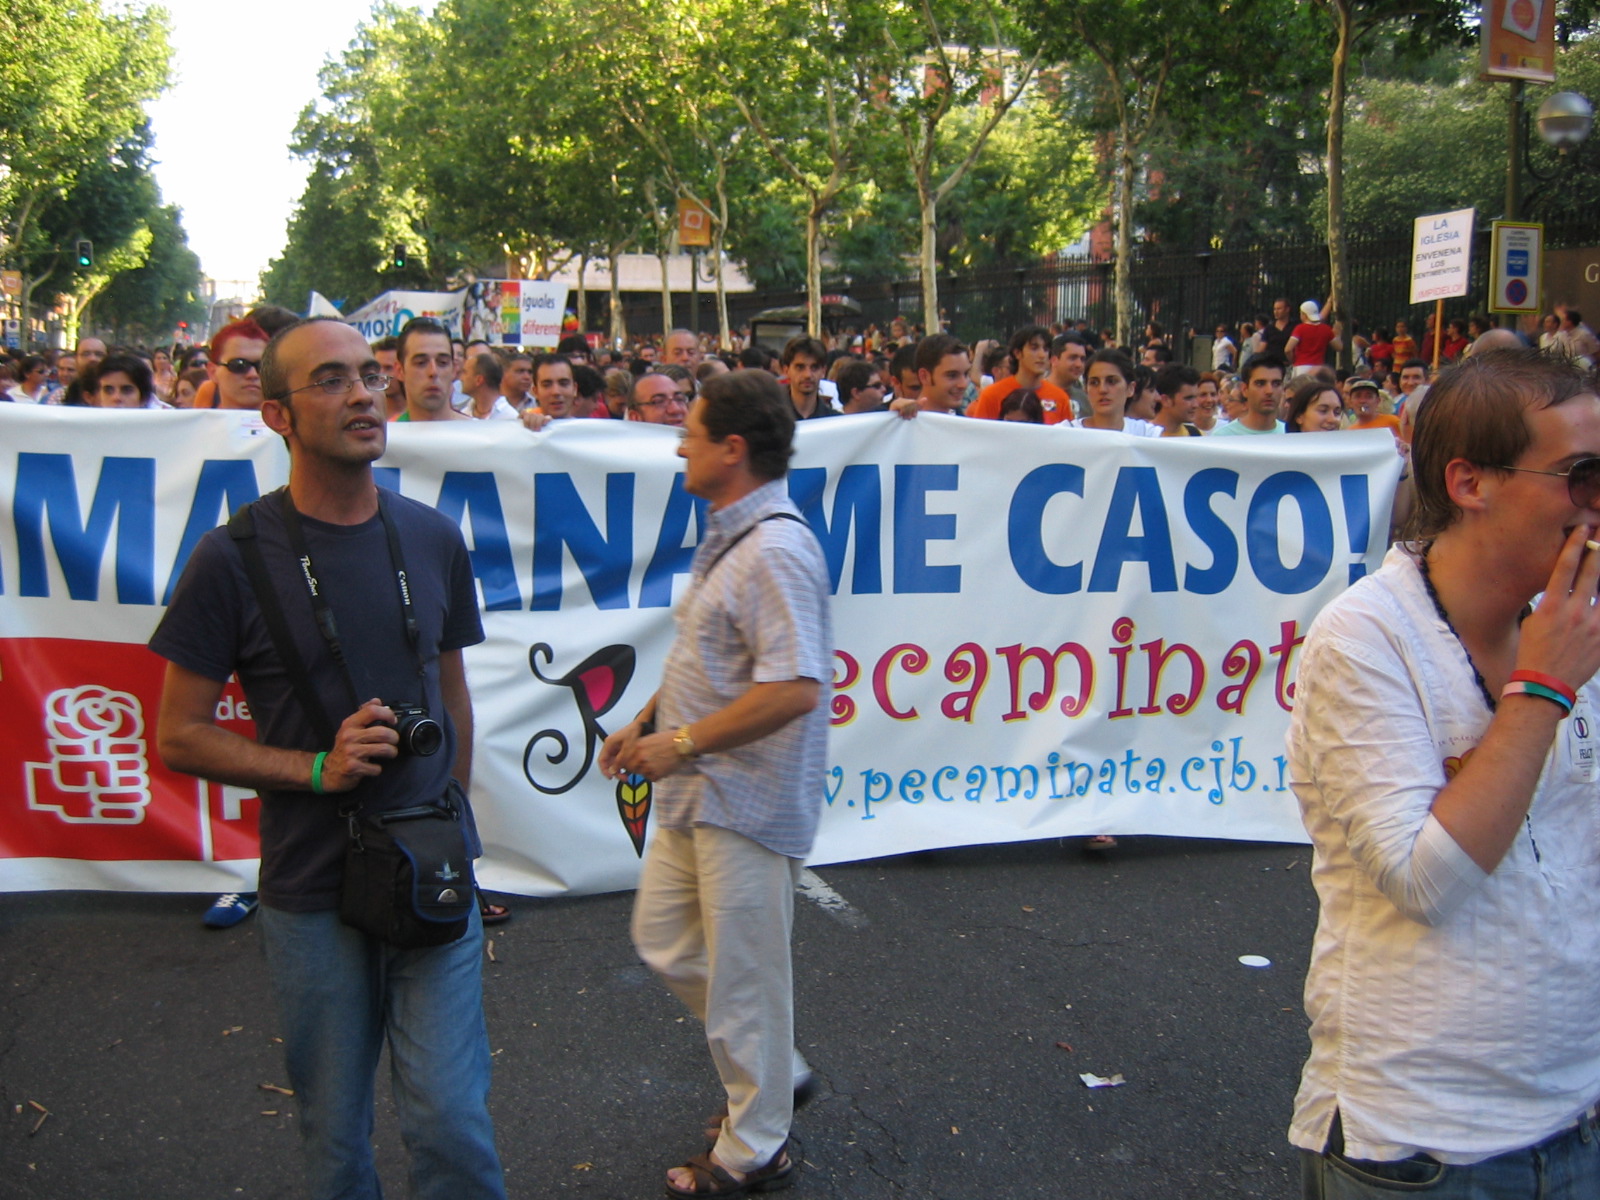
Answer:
[
  {"xmin": 1079, "ymin": 1072, "xmax": 1125, "ymax": 1088},
  {"xmin": 1055, "ymin": 1042, "xmax": 1073, "ymax": 1052},
  {"xmin": 259, "ymin": 1083, "xmax": 294, "ymax": 1096},
  {"xmin": 951, "ymin": 1126, "xmax": 960, "ymax": 1134},
  {"xmin": 27, "ymin": 1100, "xmax": 47, "ymax": 1114},
  {"xmin": 260, "ymin": 1110, "xmax": 278, "ymax": 1117},
  {"xmin": 486, "ymin": 940, "xmax": 497, "ymax": 963},
  {"xmin": 30, "ymin": 1112, "xmax": 49, "ymax": 1136},
  {"xmin": 1021, "ymin": 905, "xmax": 1035, "ymax": 912},
  {"xmin": 1238, "ymin": 955, "xmax": 1272, "ymax": 968},
  {"xmin": 572, "ymin": 1163, "xmax": 593, "ymax": 1171},
  {"xmin": 223, "ymin": 1026, "xmax": 243, "ymax": 1036}
]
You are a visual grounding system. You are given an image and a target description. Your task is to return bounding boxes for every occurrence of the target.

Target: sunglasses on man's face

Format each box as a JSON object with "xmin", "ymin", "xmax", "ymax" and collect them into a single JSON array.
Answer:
[
  {"xmin": 220, "ymin": 358, "xmax": 261, "ymax": 376},
  {"xmin": 1496, "ymin": 457, "xmax": 1600, "ymax": 510}
]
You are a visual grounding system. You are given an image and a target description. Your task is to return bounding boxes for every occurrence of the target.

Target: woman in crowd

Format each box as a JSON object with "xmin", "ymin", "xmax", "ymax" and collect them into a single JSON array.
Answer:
[
  {"xmin": 1194, "ymin": 372, "xmax": 1224, "ymax": 433},
  {"xmin": 1284, "ymin": 375, "xmax": 1343, "ymax": 434},
  {"xmin": 173, "ymin": 367, "xmax": 207, "ymax": 407},
  {"xmin": 998, "ymin": 388, "xmax": 1044, "ymax": 423},
  {"xmin": 1069, "ymin": 349, "xmax": 1162, "ymax": 436},
  {"xmin": 84, "ymin": 354, "xmax": 163, "ymax": 408},
  {"xmin": 151, "ymin": 347, "xmax": 177, "ymax": 401}
]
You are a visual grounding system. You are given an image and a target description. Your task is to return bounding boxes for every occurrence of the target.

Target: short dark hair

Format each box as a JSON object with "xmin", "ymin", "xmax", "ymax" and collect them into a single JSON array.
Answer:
[
  {"xmin": 781, "ymin": 336, "xmax": 827, "ymax": 367},
  {"xmin": 889, "ymin": 343, "xmax": 919, "ymax": 380},
  {"xmin": 835, "ymin": 358, "xmax": 880, "ymax": 401},
  {"xmin": 699, "ymin": 369, "xmax": 796, "ymax": 481},
  {"xmin": 245, "ymin": 305, "xmax": 301, "ymax": 338},
  {"xmin": 737, "ymin": 347, "xmax": 771, "ymax": 371},
  {"xmin": 1086, "ymin": 348, "xmax": 1135, "ymax": 386},
  {"xmin": 1154, "ymin": 363, "xmax": 1199, "ymax": 397},
  {"xmin": 573, "ymin": 363, "xmax": 604, "ymax": 399},
  {"xmin": 1241, "ymin": 354, "xmax": 1287, "ymax": 384},
  {"xmin": 83, "ymin": 353, "xmax": 153, "ymax": 403},
  {"xmin": 1142, "ymin": 343, "xmax": 1174, "ymax": 363},
  {"xmin": 468, "ymin": 351, "xmax": 502, "ymax": 390},
  {"xmin": 557, "ymin": 334, "xmax": 591, "ymax": 357},
  {"xmin": 1051, "ymin": 332, "xmax": 1089, "ymax": 357},
  {"xmin": 1007, "ymin": 325, "xmax": 1051, "ymax": 358},
  {"xmin": 397, "ymin": 317, "xmax": 452, "ymax": 363},
  {"xmin": 533, "ymin": 352, "xmax": 572, "ymax": 378},
  {"xmin": 1400, "ymin": 358, "xmax": 1429, "ymax": 374},
  {"xmin": 998, "ymin": 388, "xmax": 1045, "ymax": 423},
  {"xmin": 1406, "ymin": 349, "xmax": 1593, "ymax": 539},
  {"xmin": 372, "ymin": 336, "xmax": 398, "ymax": 354},
  {"xmin": 914, "ymin": 334, "xmax": 967, "ymax": 376},
  {"xmin": 260, "ymin": 316, "xmax": 350, "ymax": 401}
]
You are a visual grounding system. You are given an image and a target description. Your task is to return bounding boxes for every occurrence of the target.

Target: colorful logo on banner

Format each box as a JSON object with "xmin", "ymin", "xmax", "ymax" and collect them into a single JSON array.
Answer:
[
  {"xmin": 2, "ymin": 639, "xmax": 260, "ymax": 862},
  {"xmin": 521, "ymin": 642, "xmax": 651, "ymax": 855}
]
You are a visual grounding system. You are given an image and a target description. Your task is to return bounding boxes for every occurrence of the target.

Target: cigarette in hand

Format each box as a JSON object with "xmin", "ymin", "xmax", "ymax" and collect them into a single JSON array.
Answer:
[{"xmin": 1588, "ymin": 540, "xmax": 1600, "ymax": 553}]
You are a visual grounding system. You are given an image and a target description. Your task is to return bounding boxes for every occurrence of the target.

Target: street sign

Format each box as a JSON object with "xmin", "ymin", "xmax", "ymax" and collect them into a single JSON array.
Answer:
[
  {"xmin": 1481, "ymin": 0, "xmax": 1557, "ymax": 83},
  {"xmin": 1489, "ymin": 221, "xmax": 1544, "ymax": 313},
  {"xmin": 676, "ymin": 197, "xmax": 712, "ymax": 249},
  {"xmin": 1409, "ymin": 208, "xmax": 1476, "ymax": 304},
  {"xmin": 3, "ymin": 319, "xmax": 20, "ymax": 350},
  {"xmin": 1, "ymin": 270, "xmax": 20, "ymax": 298}
]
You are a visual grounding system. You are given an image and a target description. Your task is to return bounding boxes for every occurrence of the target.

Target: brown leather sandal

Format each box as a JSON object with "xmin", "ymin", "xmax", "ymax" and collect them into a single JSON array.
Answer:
[{"xmin": 664, "ymin": 1145, "xmax": 795, "ymax": 1197}]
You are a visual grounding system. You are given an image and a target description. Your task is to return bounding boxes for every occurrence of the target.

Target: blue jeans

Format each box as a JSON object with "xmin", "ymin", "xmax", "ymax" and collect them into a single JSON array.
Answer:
[
  {"xmin": 258, "ymin": 904, "xmax": 505, "ymax": 1200},
  {"xmin": 1302, "ymin": 1110, "xmax": 1600, "ymax": 1198}
]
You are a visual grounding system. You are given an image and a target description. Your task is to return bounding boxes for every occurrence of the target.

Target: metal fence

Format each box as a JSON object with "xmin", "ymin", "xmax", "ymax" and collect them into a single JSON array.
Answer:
[{"xmin": 673, "ymin": 209, "xmax": 1598, "ymax": 350}]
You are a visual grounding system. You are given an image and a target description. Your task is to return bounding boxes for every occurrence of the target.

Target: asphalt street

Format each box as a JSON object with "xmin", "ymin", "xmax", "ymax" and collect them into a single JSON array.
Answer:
[{"xmin": 0, "ymin": 835, "xmax": 1318, "ymax": 1199}]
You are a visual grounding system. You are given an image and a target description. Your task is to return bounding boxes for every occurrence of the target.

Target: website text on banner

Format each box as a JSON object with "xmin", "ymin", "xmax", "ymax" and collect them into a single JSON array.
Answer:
[{"xmin": 0, "ymin": 408, "xmax": 1401, "ymax": 896}]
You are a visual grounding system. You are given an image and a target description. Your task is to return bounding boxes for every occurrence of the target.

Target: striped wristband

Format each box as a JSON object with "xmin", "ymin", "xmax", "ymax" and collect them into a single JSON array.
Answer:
[
  {"xmin": 1507, "ymin": 670, "xmax": 1577, "ymax": 707},
  {"xmin": 1501, "ymin": 680, "xmax": 1575, "ymax": 714}
]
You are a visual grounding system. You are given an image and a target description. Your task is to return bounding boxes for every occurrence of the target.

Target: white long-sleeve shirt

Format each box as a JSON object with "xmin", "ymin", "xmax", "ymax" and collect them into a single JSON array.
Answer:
[{"xmin": 1287, "ymin": 544, "xmax": 1600, "ymax": 1163}]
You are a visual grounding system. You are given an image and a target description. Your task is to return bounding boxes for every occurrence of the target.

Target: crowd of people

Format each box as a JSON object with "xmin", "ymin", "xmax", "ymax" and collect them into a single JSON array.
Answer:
[{"xmin": 7, "ymin": 297, "xmax": 1600, "ymax": 1200}]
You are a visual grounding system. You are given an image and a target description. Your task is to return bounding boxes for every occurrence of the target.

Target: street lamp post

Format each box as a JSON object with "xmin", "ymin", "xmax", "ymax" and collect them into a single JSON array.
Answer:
[{"xmin": 1503, "ymin": 89, "xmax": 1591, "ymax": 326}]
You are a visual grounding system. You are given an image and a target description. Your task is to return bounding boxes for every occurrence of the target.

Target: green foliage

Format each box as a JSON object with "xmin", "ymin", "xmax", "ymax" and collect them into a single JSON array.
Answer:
[{"xmin": 95, "ymin": 204, "xmax": 206, "ymax": 343}]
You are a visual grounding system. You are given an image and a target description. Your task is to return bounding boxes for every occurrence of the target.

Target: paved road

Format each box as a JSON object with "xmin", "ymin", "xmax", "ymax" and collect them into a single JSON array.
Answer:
[{"xmin": 0, "ymin": 835, "xmax": 1317, "ymax": 1199}]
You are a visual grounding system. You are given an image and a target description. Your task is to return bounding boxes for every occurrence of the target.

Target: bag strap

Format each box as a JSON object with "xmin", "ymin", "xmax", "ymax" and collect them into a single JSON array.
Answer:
[
  {"xmin": 702, "ymin": 511, "xmax": 806, "ymax": 579},
  {"xmin": 228, "ymin": 492, "xmax": 340, "ymax": 750}
]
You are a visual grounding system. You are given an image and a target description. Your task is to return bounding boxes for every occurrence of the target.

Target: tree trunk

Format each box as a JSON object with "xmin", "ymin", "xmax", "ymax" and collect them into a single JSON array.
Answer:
[
  {"xmin": 608, "ymin": 244, "xmax": 627, "ymax": 348},
  {"xmin": 577, "ymin": 253, "xmax": 589, "ymax": 335},
  {"xmin": 805, "ymin": 201, "xmax": 823, "ymax": 338},
  {"xmin": 658, "ymin": 247, "xmax": 673, "ymax": 337},
  {"xmin": 1115, "ymin": 126, "xmax": 1136, "ymax": 348},
  {"xmin": 1326, "ymin": 2, "xmax": 1352, "ymax": 368},
  {"xmin": 713, "ymin": 162, "xmax": 731, "ymax": 349},
  {"xmin": 919, "ymin": 184, "xmax": 940, "ymax": 335}
]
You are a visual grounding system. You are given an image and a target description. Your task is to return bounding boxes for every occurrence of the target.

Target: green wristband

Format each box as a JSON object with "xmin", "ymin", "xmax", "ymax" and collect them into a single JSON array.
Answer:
[{"xmin": 311, "ymin": 751, "xmax": 329, "ymax": 795}]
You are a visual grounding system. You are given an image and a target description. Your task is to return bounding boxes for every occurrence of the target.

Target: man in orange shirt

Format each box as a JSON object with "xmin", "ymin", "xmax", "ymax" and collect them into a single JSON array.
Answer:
[
  {"xmin": 968, "ymin": 325, "xmax": 1070, "ymax": 423},
  {"xmin": 1347, "ymin": 378, "xmax": 1400, "ymax": 433}
]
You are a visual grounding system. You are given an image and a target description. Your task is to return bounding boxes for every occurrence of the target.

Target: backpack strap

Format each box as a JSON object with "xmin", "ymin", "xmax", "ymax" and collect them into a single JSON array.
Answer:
[
  {"xmin": 228, "ymin": 493, "xmax": 340, "ymax": 748},
  {"xmin": 702, "ymin": 511, "xmax": 806, "ymax": 578}
]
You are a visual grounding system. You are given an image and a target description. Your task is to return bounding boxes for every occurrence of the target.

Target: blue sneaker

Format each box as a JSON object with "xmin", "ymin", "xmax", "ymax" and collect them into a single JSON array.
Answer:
[{"xmin": 203, "ymin": 892, "xmax": 259, "ymax": 929}]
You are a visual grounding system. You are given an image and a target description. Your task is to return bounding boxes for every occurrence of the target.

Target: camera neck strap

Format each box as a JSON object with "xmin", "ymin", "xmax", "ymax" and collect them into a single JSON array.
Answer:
[{"xmin": 276, "ymin": 486, "xmax": 427, "ymax": 718}]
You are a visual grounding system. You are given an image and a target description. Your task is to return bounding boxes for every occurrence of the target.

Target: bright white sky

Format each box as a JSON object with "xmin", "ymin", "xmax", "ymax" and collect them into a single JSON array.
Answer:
[{"xmin": 143, "ymin": 0, "xmax": 431, "ymax": 298}]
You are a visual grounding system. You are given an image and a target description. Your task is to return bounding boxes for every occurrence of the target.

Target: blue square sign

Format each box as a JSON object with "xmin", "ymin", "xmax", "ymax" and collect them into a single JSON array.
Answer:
[{"xmin": 1507, "ymin": 249, "xmax": 1530, "ymax": 277}]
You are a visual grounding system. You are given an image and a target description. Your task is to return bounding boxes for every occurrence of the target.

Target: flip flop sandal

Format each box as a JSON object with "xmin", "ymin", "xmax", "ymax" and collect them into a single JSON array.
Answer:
[
  {"xmin": 702, "ymin": 1075, "xmax": 819, "ymax": 1143},
  {"xmin": 665, "ymin": 1144, "xmax": 796, "ymax": 1198},
  {"xmin": 477, "ymin": 890, "xmax": 512, "ymax": 925}
]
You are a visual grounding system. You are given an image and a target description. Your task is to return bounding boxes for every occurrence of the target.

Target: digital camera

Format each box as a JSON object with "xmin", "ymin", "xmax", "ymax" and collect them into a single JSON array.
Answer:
[{"xmin": 385, "ymin": 702, "xmax": 443, "ymax": 757}]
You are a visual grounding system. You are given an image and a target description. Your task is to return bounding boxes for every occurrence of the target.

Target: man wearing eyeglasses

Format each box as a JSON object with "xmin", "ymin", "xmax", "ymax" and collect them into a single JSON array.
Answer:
[
  {"xmin": 628, "ymin": 371, "xmax": 690, "ymax": 426},
  {"xmin": 208, "ymin": 318, "xmax": 271, "ymax": 411},
  {"xmin": 1288, "ymin": 349, "xmax": 1600, "ymax": 1199},
  {"xmin": 152, "ymin": 316, "xmax": 505, "ymax": 1199}
]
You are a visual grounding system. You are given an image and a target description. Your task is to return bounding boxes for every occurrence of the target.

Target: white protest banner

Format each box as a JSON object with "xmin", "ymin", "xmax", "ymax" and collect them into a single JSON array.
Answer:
[
  {"xmin": 0, "ymin": 409, "xmax": 1401, "ymax": 896},
  {"xmin": 1409, "ymin": 208, "xmax": 1477, "ymax": 304},
  {"xmin": 344, "ymin": 290, "xmax": 464, "ymax": 341},
  {"xmin": 462, "ymin": 280, "xmax": 572, "ymax": 347}
]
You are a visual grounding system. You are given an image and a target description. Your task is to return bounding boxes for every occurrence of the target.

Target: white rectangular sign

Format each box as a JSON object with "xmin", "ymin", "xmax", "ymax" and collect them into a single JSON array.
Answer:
[
  {"xmin": 1489, "ymin": 221, "xmax": 1544, "ymax": 314},
  {"xmin": 1410, "ymin": 208, "xmax": 1477, "ymax": 304}
]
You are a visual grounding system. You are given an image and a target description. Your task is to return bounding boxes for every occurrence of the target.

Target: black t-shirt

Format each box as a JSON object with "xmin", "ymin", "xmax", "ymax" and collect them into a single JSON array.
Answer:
[
  {"xmin": 150, "ymin": 489, "xmax": 484, "ymax": 912},
  {"xmin": 1258, "ymin": 322, "xmax": 1292, "ymax": 359}
]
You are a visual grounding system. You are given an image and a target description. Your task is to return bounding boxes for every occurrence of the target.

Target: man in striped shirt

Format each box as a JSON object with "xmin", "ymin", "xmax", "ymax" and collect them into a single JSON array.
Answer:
[{"xmin": 601, "ymin": 369, "xmax": 831, "ymax": 1197}]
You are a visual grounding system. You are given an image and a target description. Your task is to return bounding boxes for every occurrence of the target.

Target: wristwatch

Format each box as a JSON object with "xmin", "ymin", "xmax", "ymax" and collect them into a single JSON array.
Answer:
[{"xmin": 673, "ymin": 725, "xmax": 698, "ymax": 759}]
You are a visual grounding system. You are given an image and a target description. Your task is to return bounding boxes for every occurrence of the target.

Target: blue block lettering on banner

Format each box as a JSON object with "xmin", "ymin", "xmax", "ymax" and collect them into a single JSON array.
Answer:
[
  {"xmin": 1090, "ymin": 467, "xmax": 1178, "ymax": 593},
  {"xmin": 640, "ymin": 474, "xmax": 706, "ymax": 608},
  {"xmin": 1247, "ymin": 472, "xmax": 1334, "ymax": 594},
  {"xmin": 435, "ymin": 472, "xmax": 520, "ymax": 611},
  {"xmin": 789, "ymin": 465, "xmax": 884, "ymax": 594},
  {"xmin": 894, "ymin": 464, "xmax": 961, "ymax": 593},
  {"xmin": 162, "ymin": 459, "xmax": 261, "ymax": 603},
  {"xmin": 1007, "ymin": 463, "xmax": 1085, "ymax": 594},
  {"xmin": 14, "ymin": 454, "xmax": 156, "ymax": 604},
  {"xmin": 532, "ymin": 472, "xmax": 635, "ymax": 610},
  {"xmin": 1183, "ymin": 468, "xmax": 1241, "ymax": 594}
]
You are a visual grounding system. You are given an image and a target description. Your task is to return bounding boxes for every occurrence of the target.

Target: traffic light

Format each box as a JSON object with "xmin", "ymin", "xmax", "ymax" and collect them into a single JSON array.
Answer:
[
  {"xmin": 75, "ymin": 240, "xmax": 93, "ymax": 268},
  {"xmin": 392, "ymin": 243, "xmax": 407, "ymax": 270}
]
